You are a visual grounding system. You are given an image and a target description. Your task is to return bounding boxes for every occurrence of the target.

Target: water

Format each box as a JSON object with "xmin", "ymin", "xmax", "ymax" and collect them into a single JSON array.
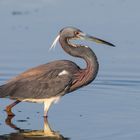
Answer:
[{"xmin": 0, "ymin": 0, "xmax": 140, "ymax": 139}]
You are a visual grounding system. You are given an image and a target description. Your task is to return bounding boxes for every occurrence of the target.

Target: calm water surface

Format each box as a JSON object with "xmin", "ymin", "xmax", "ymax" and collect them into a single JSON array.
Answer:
[{"xmin": 0, "ymin": 0, "xmax": 140, "ymax": 139}]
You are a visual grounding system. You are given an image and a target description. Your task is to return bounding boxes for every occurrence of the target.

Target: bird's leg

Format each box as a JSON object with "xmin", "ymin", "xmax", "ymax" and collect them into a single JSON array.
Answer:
[
  {"xmin": 5, "ymin": 100, "xmax": 20, "ymax": 116},
  {"xmin": 44, "ymin": 101, "xmax": 53, "ymax": 117},
  {"xmin": 44, "ymin": 115, "xmax": 61, "ymax": 137},
  {"xmin": 44, "ymin": 117, "xmax": 52, "ymax": 132}
]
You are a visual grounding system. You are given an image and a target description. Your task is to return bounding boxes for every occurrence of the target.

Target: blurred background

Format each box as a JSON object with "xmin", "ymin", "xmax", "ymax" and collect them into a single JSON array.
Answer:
[{"xmin": 0, "ymin": 0, "xmax": 140, "ymax": 139}]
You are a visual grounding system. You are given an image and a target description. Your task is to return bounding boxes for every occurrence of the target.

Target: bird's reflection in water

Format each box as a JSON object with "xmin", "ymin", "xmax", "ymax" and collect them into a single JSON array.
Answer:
[{"xmin": 0, "ymin": 116, "xmax": 69, "ymax": 140}]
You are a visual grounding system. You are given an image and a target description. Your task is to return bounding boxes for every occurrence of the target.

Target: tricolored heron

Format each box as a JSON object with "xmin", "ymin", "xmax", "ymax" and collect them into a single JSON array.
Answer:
[{"xmin": 0, "ymin": 27, "xmax": 115, "ymax": 117}]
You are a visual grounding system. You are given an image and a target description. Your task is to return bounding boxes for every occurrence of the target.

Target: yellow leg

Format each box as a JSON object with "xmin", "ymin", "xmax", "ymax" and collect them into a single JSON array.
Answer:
[
  {"xmin": 5, "ymin": 100, "xmax": 20, "ymax": 116},
  {"xmin": 44, "ymin": 101, "xmax": 52, "ymax": 117}
]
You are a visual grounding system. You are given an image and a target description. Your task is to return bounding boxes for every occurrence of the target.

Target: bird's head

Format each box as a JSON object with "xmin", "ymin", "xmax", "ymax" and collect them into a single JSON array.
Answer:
[{"xmin": 50, "ymin": 27, "xmax": 115, "ymax": 49}]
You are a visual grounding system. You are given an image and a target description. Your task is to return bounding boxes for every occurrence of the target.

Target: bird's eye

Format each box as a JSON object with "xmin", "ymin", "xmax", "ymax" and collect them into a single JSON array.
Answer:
[{"xmin": 74, "ymin": 31, "xmax": 79, "ymax": 36}]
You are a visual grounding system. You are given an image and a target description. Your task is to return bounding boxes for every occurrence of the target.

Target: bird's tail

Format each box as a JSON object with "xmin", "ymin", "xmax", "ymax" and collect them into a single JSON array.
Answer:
[
  {"xmin": 0, "ymin": 85, "xmax": 5, "ymax": 98},
  {"xmin": 0, "ymin": 85, "xmax": 9, "ymax": 98}
]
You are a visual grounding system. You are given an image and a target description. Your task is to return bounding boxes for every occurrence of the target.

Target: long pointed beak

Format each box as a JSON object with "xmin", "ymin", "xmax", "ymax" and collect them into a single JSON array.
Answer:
[{"xmin": 79, "ymin": 33, "xmax": 115, "ymax": 47}]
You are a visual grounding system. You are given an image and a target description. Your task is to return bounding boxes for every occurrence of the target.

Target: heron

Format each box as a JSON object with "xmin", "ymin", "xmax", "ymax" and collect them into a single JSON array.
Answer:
[{"xmin": 0, "ymin": 27, "xmax": 115, "ymax": 117}]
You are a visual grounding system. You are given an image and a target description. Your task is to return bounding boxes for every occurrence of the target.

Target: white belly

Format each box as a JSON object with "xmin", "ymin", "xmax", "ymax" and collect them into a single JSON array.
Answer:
[{"xmin": 22, "ymin": 96, "xmax": 61, "ymax": 104}]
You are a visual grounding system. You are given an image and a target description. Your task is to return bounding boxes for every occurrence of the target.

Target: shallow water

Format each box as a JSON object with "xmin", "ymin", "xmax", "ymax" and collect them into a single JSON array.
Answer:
[{"xmin": 0, "ymin": 0, "xmax": 140, "ymax": 139}]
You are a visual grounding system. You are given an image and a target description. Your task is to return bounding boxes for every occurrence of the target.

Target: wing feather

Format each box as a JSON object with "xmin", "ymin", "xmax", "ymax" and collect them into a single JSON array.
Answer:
[{"xmin": 0, "ymin": 70, "xmax": 72, "ymax": 99}]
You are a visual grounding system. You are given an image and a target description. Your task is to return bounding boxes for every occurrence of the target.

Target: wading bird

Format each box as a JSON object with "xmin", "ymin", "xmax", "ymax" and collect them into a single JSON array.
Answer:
[{"xmin": 0, "ymin": 27, "xmax": 115, "ymax": 117}]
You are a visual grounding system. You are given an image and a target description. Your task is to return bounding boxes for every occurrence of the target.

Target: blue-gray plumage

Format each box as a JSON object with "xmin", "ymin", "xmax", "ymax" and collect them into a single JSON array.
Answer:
[{"xmin": 0, "ymin": 27, "xmax": 115, "ymax": 116}]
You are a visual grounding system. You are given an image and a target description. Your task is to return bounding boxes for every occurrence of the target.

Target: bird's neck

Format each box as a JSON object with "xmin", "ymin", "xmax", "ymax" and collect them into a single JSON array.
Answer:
[{"xmin": 59, "ymin": 37, "xmax": 99, "ymax": 90}]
